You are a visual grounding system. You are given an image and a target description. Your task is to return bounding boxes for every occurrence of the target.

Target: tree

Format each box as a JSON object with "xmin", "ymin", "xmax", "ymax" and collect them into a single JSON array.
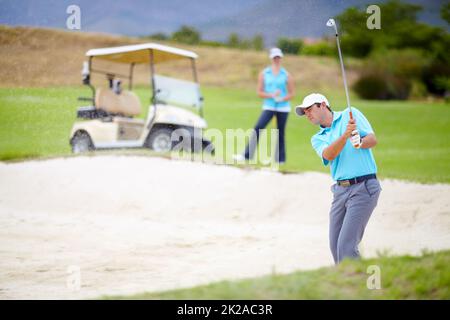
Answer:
[
  {"xmin": 301, "ymin": 41, "xmax": 335, "ymax": 56},
  {"xmin": 337, "ymin": 0, "xmax": 450, "ymax": 97},
  {"xmin": 227, "ymin": 33, "xmax": 240, "ymax": 48},
  {"xmin": 276, "ymin": 37, "xmax": 303, "ymax": 55},
  {"xmin": 251, "ymin": 35, "xmax": 264, "ymax": 51},
  {"xmin": 336, "ymin": 7, "xmax": 375, "ymax": 57},
  {"xmin": 337, "ymin": 0, "xmax": 425, "ymax": 57},
  {"xmin": 148, "ymin": 32, "xmax": 168, "ymax": 41},
  {"xmin": 441, "ymin": 2, "xmax": 450, "ymax": 24},
  {"xmin": 172, "ymin": 26, "xmax": 201, "ymax": 45}
]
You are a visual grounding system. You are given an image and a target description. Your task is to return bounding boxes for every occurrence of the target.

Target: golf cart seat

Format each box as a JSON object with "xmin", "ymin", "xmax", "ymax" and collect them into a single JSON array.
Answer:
[
  {"xmin": 76, "ymin": 88, "xmax": 143, "ymax": 119},
  {"xmin": 95, "ymin": 88, "xmax": 142, "ymax": 117}
]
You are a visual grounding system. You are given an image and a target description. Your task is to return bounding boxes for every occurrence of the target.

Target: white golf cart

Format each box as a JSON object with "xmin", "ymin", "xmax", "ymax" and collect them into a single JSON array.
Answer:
[{"xmin": 70, "ymin": 43, "xmax": 213, "ymax": 154}]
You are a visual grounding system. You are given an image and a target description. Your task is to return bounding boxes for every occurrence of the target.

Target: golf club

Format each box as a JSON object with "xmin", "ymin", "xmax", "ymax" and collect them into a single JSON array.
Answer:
[{"xmin": 327, "ymin": 18, "xmax": 360, "ymax": 148}]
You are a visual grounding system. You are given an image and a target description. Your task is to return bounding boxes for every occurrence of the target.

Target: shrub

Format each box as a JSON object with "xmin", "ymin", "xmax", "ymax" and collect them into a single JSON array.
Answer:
[
  {"xmin": 276, "ymin": 38, "xmax": 303, "ymax": 55},
  {"xmin": 226, "ymin": 33, "xmax": 264, "ymax": 50},
  {"xmin": 422, "ymin": 61, "xmax": 450, "ymax": 96},
  {"xmin": 147, "ymin": 32, "xmax": 168, "ymax": 41},
  {"xmin": 354, "ymin": 49, "xmax": 429, "ymax": 100},
  {"xmin": 301, "ymin": 41, "xmax": 335, "ymax": 56},
  {"xmin": 354, "ymin": 74, "xmax": 391, "ymax": 100},
  {"xmin": 200, "ymin": 40, "xmax": 224, "ymax": 48},
  {"xmin": 409, "ymin": 80, "xmax": 428, "ymax": 99}
]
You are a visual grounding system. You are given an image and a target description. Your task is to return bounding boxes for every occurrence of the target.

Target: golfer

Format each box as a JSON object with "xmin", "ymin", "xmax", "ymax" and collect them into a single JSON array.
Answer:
[
  {"xmin": 235, "ymin": 47, "xmax": 295, "ymax": 164},
  {"xmin": 295, "ymin": 93, "xmax": 381, "ymax": 264}
]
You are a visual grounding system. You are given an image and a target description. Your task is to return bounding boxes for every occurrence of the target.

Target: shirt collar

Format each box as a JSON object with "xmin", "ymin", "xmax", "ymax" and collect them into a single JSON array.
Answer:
[
  {"xmin": 266, "ymin": 67, "xmax": 286, "ymax": 75},
  {"xmin": 318, "ymin": 111, "xmax": 342, "ymax": 134}
]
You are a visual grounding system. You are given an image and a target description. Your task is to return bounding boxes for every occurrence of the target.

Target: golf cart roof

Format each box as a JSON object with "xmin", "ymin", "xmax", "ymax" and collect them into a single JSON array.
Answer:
[{"xmin": 86, "ymin": 43, "xmax": 198, "ymax": 64}]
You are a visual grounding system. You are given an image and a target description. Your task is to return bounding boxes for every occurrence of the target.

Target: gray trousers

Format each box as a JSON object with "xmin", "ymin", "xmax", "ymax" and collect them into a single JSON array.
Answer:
[{"xmin": 329, "ymin": 178, "xmax": 381, "ymax": 264}]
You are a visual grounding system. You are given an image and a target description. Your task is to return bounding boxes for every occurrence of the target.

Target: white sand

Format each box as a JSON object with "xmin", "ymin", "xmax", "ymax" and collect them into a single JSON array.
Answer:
[{"xmin": 0, "ymin": 155, "xmax": 449, "ymax": 299}]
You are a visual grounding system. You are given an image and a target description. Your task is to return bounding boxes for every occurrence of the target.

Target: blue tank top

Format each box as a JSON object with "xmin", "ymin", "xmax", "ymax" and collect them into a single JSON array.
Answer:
[{"xmin": 262, "ymin": 66, "xmax": 290, "ymax": 111}]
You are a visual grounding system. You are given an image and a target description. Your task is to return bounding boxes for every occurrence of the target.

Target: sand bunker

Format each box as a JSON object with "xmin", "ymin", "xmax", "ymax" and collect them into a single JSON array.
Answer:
[{"xmin": 0, "ymin": 155, "xmax": 449, "ymax": 299}]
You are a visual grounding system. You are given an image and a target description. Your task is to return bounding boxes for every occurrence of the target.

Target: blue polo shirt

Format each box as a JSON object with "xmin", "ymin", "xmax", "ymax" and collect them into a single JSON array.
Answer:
[{"xmin": 311, "ymin": 107, "xmax": 377, "ymax": 181}]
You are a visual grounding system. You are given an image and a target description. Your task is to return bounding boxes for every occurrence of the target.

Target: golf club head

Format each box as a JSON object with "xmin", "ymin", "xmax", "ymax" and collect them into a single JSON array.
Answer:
[{"xmin": 326, "ymin": 18, "xmax": 338, "ymax": 34}]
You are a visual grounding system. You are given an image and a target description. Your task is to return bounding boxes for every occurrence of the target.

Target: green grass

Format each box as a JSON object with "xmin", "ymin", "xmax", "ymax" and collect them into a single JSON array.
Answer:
[
  {"xmin": 0, "ymin": 86, "xmax": 449, "ymax": 183},
  {"xmin": 101, "ymin": 250, "xmax": 450, "ymax": 299}
]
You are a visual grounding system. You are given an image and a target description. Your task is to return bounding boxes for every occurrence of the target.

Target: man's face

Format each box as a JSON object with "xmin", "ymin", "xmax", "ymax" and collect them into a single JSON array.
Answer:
[{"xmin": 303, "ymin": 103, "xmax": 323, "ymax": 125}]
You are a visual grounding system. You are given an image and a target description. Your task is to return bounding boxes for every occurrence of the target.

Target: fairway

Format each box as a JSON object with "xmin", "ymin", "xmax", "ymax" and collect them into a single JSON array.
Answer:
[{"xmin": 0, "ymin": 86, "xmax": 449, "ymax": 183}]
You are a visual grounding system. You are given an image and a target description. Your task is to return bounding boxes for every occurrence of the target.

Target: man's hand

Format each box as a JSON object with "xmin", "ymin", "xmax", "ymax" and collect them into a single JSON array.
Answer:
[
  {"xmin": 350, "ymin": 130, "xmax": 361, "ymax": 149},
  {"xmin": 344, "ymin": 119, "xmax": 361, "ymax": 149},
  {"xmin": 344, "ymin": 119, "xmax": 357, "ymax": 138}
]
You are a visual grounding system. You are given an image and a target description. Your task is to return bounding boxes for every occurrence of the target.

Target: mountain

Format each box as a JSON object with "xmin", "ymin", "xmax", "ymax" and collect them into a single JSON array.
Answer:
[
  {"xmin": 0, "ymin": 0, "xmax": 447, "ymax": 45},
  {"xmin": 196, "ymin": 0, "xmax": 449, "ymax": 45},
  {"xmin": 197, "ymin": 0, "xmax": 365, "ymax": 45},
  {"xmin": 0, "ymin": 0, "xmax": 262, "ymax": 36}
]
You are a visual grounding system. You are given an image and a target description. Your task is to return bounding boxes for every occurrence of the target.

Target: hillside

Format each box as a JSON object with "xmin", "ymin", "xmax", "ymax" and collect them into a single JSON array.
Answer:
[{"xmin": 0, "ymin": 25, "xmax": 358, "ymax": 90}]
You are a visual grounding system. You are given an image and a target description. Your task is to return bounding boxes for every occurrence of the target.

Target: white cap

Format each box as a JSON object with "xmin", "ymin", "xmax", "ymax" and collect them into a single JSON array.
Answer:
[
  {"xmin": 295, "ymin": 93, "xmax": 330, "ymax": 116},
  {"xmin": 269, "ymin": 47, "xmax": 283, "ymax": 59}
]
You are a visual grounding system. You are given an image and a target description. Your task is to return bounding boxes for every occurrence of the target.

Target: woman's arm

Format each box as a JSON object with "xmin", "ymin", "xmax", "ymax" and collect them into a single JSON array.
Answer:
[
  {"xmin": 282, "ymin": 74, "xmax": 295, "ymax": 102},
  {"xmin": 257, "ymin": 72, "xmax": 275, "ymax": 99}
]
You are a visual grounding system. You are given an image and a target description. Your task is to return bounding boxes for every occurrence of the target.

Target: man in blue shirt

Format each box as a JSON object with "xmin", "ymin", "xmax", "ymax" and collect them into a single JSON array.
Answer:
[{"xmin": 296, "ymin": 93, "xmax": 381, "ymax": 264}]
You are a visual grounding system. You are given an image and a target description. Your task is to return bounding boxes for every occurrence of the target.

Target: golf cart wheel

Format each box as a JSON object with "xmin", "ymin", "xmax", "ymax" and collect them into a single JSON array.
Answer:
[
  {"xmin": 147, "ymin": 128, "xmax": 174, "ymax": 152},
  {"xmin": 71, "ymin": 132, "xmax": 94, "ymax": 153}
]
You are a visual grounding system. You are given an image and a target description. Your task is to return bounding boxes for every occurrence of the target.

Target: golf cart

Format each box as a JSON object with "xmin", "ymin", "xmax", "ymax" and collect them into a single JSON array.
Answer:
[{"xmin": 70, "ymin": 43, "xmax": 213, "ymax": 154}]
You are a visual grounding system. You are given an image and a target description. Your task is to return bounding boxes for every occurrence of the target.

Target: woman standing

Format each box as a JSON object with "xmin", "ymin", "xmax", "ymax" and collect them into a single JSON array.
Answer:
[{"xmin": 235, "ymin": 47, "xmax": 295, "ymax": 164}]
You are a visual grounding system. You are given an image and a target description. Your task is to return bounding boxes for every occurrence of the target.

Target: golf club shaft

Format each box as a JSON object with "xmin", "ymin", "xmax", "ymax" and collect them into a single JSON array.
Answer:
[{"xmin": 334, "ymin": 31, "xmax": 353, "ymax": 119}]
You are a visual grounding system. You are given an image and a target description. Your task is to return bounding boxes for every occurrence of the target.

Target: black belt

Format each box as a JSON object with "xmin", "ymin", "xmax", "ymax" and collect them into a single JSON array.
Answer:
[{"xmin": 337, "ymin": 174, "xmax": 377, "ymax": 187}]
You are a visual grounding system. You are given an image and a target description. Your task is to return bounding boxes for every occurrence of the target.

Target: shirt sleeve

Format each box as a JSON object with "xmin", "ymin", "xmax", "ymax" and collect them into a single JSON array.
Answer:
[
  {"xmin": 311, "ymin": 134, "xmax": 330, "ymax": 166},
  {"xmin": 352, "ymin": 108, "xmax": 374, "ymax": 137}
]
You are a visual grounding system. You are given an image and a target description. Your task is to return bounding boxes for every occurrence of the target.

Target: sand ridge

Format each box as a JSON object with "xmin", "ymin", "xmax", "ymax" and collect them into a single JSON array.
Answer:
[{"xmin": 0, "ymin": 155, "xmax": 449, "ymax": 299}]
